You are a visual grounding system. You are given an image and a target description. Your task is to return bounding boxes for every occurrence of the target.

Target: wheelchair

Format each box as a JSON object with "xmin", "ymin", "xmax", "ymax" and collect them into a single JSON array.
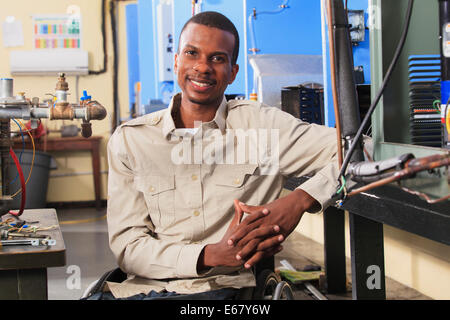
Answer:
[{"xmin": 81, "ymin": 257, "xmax": 294, "ymax": 300}]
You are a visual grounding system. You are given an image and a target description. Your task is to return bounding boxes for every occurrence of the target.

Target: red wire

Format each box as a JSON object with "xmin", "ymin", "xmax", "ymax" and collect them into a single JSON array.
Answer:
[{"xmin": 8, "ymin": 148, "xmax": 26, "ymax": 217}]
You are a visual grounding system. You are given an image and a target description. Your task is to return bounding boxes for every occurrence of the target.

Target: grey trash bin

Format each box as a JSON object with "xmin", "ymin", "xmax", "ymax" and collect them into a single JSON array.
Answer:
[{"xmin": 6, "ymin": 150, "xmax": 56, "ymax": 209}]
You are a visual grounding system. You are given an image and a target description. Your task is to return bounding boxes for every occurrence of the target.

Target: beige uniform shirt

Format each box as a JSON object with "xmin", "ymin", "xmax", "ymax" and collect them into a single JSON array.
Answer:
[{"xmin": 106, "ymin": 93, "xmax": 339, "ymax": 298}]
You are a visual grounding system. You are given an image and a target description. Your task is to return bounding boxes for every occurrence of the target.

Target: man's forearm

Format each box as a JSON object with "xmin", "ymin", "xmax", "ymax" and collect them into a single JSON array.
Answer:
[{"xmin": 288, "ymin": 188, "xmax": 320, "ymax": 216}]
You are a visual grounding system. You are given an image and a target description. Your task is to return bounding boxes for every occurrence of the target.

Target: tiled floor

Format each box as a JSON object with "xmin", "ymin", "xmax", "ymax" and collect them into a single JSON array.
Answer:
[{"xmin": 47, "ymin": 207, "xmax": 431, "ymax": 300}]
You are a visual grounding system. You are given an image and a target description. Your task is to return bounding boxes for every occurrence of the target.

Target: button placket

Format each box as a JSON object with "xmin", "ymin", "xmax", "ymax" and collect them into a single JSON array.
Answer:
[{"xmin": 190, "ymin": 167, "xmax": 205, "ymax": 242}]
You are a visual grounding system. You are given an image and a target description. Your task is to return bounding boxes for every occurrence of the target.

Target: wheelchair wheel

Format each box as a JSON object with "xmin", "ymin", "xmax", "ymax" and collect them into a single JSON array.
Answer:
[
  {"xmin": 252, "ymin": 269, "xmax": 281, "ymax": 300},
  {"xmin": 272, "ymin": 281, "xmax": 294, "ymax": 300}
]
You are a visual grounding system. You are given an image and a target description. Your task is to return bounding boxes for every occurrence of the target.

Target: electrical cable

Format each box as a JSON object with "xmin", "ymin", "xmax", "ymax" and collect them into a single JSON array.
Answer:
[
  {"xmin": 445, "ymin": 98, "xmax": 450, "ymax": 134},
  {"xmin": 2, "ymin": 119, "xmax": 26, "ymax": 188},
  {"xmin": 433, "ymin": 99, "xmax": 441, "ymax": 113},
  {"xmin": 337, "ymin": 0, "xmax": 415, "ymax": 185},
  {"xmin": 89, "ymin": 0, "xmax": 108, "ymax": 75},
  {"xmin": 8, "ymin": 148, "xmax": 25, "ymax": 217},
  {"xmin": 10, "ymin": 119, "xmax": 35, "ymax": 198},
  {"xmin": 11, "ymin": 119, "xmax": 24, "ymax": 163}
]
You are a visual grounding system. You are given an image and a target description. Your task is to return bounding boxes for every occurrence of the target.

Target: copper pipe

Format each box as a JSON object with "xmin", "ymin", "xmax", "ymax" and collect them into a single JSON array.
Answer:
[
  {"xmin": 399, "ymin": 186, "xmax": 450, "ymax": 204},
  {"xmin": 348, "ymin": 154, "xmax": 450, "ymax": 197},
  {"xmin": 326, "ymin": 0, "xmax": 343, "ymax": 167},
  {"xmin": 347, "ymin": 173, "xmax": 399, "ymax": 196}
]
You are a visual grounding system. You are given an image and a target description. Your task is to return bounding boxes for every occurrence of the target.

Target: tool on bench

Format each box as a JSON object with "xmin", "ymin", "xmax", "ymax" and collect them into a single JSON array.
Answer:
[
  {"xmin": 1, "ymin": 229, "xmax": 48, "ymax": 239},
  {"xmin": 0, "ymin": 238, "xmax": 56, "ymax": 247},
  {"xmin": 279, "ymin": 259, "xmax": 328, "ymax": 300}
]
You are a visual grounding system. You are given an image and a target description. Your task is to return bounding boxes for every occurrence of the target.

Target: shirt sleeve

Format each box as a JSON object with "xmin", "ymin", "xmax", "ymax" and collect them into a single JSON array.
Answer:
[
  {"xmin": 106, "ymin": 128, "xmax": 206, "ymax": 279},
  {"xmin": 260, "ymin": 106, "xmax": 340, "ymax": 212}
]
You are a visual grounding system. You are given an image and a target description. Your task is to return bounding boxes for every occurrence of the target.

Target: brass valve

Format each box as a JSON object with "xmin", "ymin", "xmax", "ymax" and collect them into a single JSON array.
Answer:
[{"xmin": 55, "ymin": 73, "xmax": 68, "ymax": 92}]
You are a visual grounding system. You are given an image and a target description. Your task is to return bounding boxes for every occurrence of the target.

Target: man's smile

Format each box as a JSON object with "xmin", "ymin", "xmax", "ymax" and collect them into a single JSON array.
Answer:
[{"xmin": 188, "ymin": 77, "xmax": 216, "ymax": 91}]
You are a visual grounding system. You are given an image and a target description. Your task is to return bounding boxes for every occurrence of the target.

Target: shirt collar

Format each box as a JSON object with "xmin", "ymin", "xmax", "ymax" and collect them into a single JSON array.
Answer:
[{"xmin": 162, "ymin": 93, "xmax": 228, "ymax": 139}]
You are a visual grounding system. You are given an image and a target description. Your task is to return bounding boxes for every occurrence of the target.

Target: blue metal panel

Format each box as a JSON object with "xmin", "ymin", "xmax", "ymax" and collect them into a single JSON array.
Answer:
[
  {"xmin": 137, "ymin": 0, "xmax": 158, "ymax": 112},
  {"xmin": 322, "ymin": 0, "xmax": 335, "ymax": 127},
  {"xmin": 245, "ymin": 0, "xmax": 322, "ymax": 55},
  {"xmin": 126, "ymin": 4, "xmax": 140, "ymax": 118},
  {"xmin": 349, "ymin": 0, "xmax": 371, "ymax": 85},
  {"xmin": 245, "ymin": 0, "xmax": 323, "ymax": 97}
]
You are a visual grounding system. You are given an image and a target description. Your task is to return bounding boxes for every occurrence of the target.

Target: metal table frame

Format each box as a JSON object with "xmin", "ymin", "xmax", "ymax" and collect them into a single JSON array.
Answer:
[{"xmin": 286, "ymin": 178, "xmax": 450, "ymax": 299}]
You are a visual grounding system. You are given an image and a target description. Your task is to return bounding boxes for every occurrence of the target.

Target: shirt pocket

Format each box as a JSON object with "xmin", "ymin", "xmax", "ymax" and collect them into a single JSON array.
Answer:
[
  {"xmin": 134, "ymin": 175, "xmax": 175, "ymax": 229},
  {"xmin": 214, "ymin": 164, "xmax": 259, "ymax": 205}
]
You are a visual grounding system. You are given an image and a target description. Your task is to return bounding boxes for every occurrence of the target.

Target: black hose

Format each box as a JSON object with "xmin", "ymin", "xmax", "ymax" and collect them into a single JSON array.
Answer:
[
  {"xmin": 110, "ymin": 0, "xmax": 119, "ymax": 132},
  {"xmin": 337, "ymin": 0, "xmax": 415, "ymax": 183},
  {"xmin": 89, "ymin": 0, "xmax": 107, "ymax": 75}
]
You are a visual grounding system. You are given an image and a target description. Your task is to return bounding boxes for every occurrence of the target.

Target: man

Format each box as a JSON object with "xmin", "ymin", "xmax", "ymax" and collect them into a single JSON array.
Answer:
[{"xmin": 104, "ymin": 11, "xmax": 339, "ymax": 300}]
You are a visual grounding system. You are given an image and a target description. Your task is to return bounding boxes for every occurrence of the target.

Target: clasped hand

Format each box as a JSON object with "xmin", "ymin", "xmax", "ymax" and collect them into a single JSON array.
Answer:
[
  {"xmin": 227, "ymin": 189, "xmax": 316, "ymax": 269},
  {"xmin": 200, "ymin": 199, "xmax": 283, "ymax": 270},
  {"xmin": 199, "ymin": 189, "xmax": 316, "ymax": 271}
]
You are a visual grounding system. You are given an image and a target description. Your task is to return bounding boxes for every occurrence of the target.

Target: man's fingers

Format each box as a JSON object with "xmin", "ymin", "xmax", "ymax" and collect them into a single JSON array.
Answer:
[
  {"xmin": 235, "ymin": 239, "xmax": 259, "ymax": 262},
  {"xmin": 245, "ymin": 208, "xmax": 270, "ymax": 223},
  {"xmin": 243, "ymin": 245, "xmax": 283, "ymax": 269},
  {"xmin": 236, "ymin": 225, "xmax": 280, "ymax": 248},
  {"xmin": 255, "ymin": 234, "xmax": 285, "ymax": 251},
  {"xmin": 228, "ymin": 209, "xmax": 269, "ymax": 246},
  {"xmin": 236, "ymin": 232, "xmax": 284, "ymax": 261},
  {"xmin": 238, "ymin": 202, "xmax": 257, "ymax": 213},
  {"xmin": 237, "ymin": 202, "xmax": 270, "ymax": 218},
  {"xmin": 232, "ymin": 199, "xmax": 244, "ymax": 226}
]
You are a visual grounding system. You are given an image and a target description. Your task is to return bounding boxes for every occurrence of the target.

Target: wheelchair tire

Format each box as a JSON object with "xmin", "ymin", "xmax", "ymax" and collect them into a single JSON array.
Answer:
[
  {"xmin": 272, "ymin": 281, "xmax": 294, "ymax": 300},
  {"xmin": 252, "ymin": 269, "xmax": 281, "ymax": 300}
]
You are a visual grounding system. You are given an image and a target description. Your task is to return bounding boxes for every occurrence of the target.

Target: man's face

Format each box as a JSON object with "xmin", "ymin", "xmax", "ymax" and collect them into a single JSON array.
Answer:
[{"xmin": 174, "ymin": 23, "xmax": 239, "ymax": 108}]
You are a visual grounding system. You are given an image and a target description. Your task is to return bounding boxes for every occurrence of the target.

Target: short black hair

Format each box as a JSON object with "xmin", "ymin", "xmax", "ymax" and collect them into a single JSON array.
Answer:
[{"xmin": 179, "ymin": 11, "xmax": 240, "ymax": 65}]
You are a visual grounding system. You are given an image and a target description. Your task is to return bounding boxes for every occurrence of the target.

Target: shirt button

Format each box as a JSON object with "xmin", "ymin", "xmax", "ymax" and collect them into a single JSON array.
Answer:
[
  {"xmin": 193, "ymin": 210, "xmax": 200, "ymax": 217},
  {"xmin": 191, "ymin": 174, "xmax": 198, "ymax": 181},
  {"xmin": 149, "ymin": 186, "xmax": 155, "ymax": 192},
  {"xmin": 233, "ymin": 178, "xmax": 241, "ymax": 185}
]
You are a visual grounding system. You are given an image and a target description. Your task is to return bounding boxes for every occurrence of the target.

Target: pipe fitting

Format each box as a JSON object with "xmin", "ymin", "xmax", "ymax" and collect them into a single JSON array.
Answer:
[
  {"xmin": 55, "ymin": 73, "xmax": 69, "ymax": 91},
  {"xmin": 85, "ymin": 100, "xmax": 107, "ymax": 121},
  {"xmin": 50, "ymin": 102, "xmax": 74, "ymax": 120}
]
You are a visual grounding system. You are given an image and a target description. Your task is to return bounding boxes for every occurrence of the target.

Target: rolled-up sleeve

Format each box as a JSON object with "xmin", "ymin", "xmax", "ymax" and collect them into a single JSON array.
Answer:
[{"xmin": 107, "ymin": 128, "xmax": 206, "ymax": 279}]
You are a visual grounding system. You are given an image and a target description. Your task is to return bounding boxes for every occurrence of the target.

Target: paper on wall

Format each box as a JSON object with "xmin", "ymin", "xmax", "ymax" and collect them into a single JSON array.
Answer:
[{"xmin": 2, "ymin": 16, "xmax": 24, "ymax": 48}]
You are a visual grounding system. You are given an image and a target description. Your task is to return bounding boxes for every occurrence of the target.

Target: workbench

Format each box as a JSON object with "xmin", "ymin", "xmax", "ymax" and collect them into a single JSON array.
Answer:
[
  {"xmin": 285, "ymin": 178, "xmax": 450, "ymax": 300},
  {"xmin": 0, "ymin": 209, "xmax": 66, "ymax": 299},
  {"xmin": 13, "ymin": 136, "xmax": 103, "ymax": 210}
]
